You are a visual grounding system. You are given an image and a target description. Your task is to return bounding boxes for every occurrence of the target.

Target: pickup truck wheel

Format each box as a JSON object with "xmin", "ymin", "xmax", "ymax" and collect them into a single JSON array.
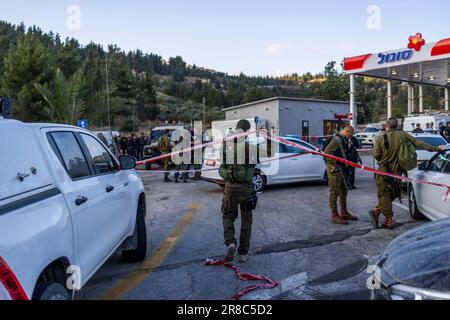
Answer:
[
  {"xmin": 33, "ymin": 282, "xmax": 70, "ymax": 301},
  {"xmin": 122, "ymin": 203, "xmax": 148, "ymax": 262}
]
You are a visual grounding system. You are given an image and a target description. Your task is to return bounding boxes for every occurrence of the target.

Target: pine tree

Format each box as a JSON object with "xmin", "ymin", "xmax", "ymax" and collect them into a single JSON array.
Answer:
[{"xmin": 1, "ymin": 33, "xmax": 54, "ymax": 121}]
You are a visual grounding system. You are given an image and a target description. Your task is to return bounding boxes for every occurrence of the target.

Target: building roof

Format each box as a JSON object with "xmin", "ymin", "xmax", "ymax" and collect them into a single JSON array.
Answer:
[{"xmin": 222, "ymin": 97, "xmax": 350, "ymax": 111}]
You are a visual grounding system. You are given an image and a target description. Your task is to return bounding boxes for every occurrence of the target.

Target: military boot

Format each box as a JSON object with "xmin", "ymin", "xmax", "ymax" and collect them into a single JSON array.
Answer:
[
  {"xmin": 383, "ymin": 217, "xmax": 397, "ymax": 230},
  {"xmin": 239, "ymin": 254, "xmax": 248, "ymax": 263},
  {"xmin": 331, "ymin": 212, "xmax": 349, "ymax": 225},
  {"xmin": 341, "ymin": 208, "xmax": 358, "ymax": 221},
  {"xmin": 369, "ymin": 209, "xmax": 382, "ymax": 229},
  {"xmin": 225, "ymin": 244, "xmax": 237, "ymax": 262}
]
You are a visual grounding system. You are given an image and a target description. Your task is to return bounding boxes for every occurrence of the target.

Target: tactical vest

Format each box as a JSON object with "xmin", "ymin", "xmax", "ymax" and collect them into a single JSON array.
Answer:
[
  {"xmin": 219, "ymin": 139, "xmax": 256, "ymax": 183},
  {"xmin": 158, "ymin": 136, "xmax": 170, "ymax": 152}
]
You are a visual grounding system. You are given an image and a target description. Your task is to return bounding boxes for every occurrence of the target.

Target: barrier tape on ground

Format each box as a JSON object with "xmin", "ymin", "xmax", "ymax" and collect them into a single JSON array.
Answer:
[
  {"xmin": 205, "ymin": 259, "xmax": 278, "ymax": 300},
  {"xmin": 260, "ymin": 132, "xmax": 450, "ymax": 202}
]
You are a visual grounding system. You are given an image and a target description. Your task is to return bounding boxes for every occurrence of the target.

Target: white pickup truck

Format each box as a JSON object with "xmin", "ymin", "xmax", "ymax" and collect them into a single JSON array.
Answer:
[{"xmin": 0, "ymin": 119, "xmax": 148, "ymax": 300}]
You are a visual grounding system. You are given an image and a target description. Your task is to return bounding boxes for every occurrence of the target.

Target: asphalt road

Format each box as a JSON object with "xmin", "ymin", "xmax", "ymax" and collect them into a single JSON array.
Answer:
[{"xmin": 78, "ymin": 155, "xmax": 425, "ymax": 300}]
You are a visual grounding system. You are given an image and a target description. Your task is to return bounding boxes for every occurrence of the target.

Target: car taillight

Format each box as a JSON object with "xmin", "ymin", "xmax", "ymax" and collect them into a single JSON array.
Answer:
[{"xmin": 0, "ymin": 256, "xmax": 28, "ymax": 300}]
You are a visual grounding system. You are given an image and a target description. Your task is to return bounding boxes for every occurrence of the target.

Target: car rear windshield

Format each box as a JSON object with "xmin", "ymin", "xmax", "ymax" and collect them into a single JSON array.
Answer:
[{"xmin": 415, "ymin": 137, "xmax": 446, "ymax": 150}]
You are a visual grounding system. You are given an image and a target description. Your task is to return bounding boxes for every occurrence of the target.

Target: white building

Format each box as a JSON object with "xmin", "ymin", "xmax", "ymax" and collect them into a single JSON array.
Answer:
[{"xmin": 223, "ymin": 97, "xmax": 350, "ymax": 138}]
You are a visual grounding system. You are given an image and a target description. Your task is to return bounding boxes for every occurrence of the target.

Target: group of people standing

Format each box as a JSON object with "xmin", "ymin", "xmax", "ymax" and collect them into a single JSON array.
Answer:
[
  {"xmin": 411, "ymin": 122, "xmax": 450, "ymax": 143},
  {"xmin": 157, "ymin": 129, "xmax": 203, "ymax": 184},
  {"xmin": 118, "ymin": 133, "xmax": 149, "ymax": 161}
]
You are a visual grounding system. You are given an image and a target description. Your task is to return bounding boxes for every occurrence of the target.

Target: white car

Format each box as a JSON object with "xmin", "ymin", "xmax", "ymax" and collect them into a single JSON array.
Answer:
[
  {"xmin": 409, "ymin": 133, "xmax": 448, "ymax": 164},
  {"xmin": 356, "ymin": 127, "xmax": 381, "ymax": 145},
  {"xmin": 201, "ymin": 137, "xmax": 327, "ymax": 192},
  {"xmin": 0, "ymin": 119, "xmax": 147, "ymax": 300},
  {"xmin": 408, "ymin": 149, "xmax": 450, "ymax": 221}
]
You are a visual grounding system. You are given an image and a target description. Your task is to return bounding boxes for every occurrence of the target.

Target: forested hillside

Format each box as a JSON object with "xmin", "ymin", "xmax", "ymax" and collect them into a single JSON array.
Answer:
[{"xmin": 0, "ymin": 21, "xmax": 445, "ymax": 131}]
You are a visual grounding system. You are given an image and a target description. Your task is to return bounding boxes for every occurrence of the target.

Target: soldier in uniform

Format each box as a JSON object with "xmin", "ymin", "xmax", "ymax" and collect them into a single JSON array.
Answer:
[
  {"xmin": 158, "ymin": 129, "xmax": 172, "ymax": 183},
  {"xmin": 370, "ymin": 118, "xmax": 442, "ymax": 229},
  {"xmin": 173, "ymin": 136, "xmax": 188, "ymax": 184},
  {"xmin": 219, "ymin": 120, "xmax": 258, "ymax": 263},
  {"xmin": 324, "ymin": 126, "xmax": 358, "ymax": 225}
]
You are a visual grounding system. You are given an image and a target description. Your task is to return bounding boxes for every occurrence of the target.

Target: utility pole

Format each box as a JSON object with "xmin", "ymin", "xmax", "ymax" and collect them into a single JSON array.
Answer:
[{"xmin": 202, "ymin": 97, "xmax": 206, "ymax": 125}]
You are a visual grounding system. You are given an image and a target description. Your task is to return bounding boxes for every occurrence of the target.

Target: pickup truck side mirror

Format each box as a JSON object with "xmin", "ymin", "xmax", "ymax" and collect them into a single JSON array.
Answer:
[
  {"xmin": 120, "ymin": 155, "xmax": 137, "ymax": 170},
  {"xmin": 418, "ymin": 161, "xmax": 428, "ymax": 171}
]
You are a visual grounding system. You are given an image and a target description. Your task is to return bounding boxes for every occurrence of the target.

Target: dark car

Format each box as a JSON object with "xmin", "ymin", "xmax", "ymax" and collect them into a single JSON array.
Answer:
[{"xmin": 373, "ymin": 218, "xmax": 450, "ymax": 300}]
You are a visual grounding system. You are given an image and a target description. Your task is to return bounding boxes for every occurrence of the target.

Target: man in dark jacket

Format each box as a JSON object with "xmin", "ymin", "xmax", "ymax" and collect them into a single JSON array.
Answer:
[
  {"xmin": 345, "ymin": 129, "xmax": 361, "ymax": 190},
  {"xmin": 324, "ymin": 126, "xmax": 358, "ymax": 225}
]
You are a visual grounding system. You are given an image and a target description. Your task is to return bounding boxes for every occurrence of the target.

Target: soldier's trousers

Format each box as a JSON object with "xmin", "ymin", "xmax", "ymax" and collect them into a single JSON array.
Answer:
[
  {"xmin": 327, "ymin": 166, "xmax": 348, "ymax": 213},
  {"xmin": 174, "ymin": 163, "xmax": 188, "ymax": 181},
  {"xmin": 162, "ymin": 154, "xmax": 170, "ymax": 179},
  {"xmin": 376, "ymin": 172, "xmax": 395, "ymax": 218},
  {"xmin": 222, "ymin": 182, "xmax": 254, "ymax": 255}
]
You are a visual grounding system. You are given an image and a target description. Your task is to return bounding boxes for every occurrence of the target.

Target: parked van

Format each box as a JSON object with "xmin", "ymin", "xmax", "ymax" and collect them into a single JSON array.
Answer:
[{"xmin": 403, "ymin": 114, "xmax": 450, "ymax": 133}]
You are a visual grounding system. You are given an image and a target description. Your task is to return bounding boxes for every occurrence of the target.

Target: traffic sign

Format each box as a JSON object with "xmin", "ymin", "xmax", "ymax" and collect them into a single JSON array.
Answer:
[{"xmin": 77, "ymin": 119, "xmax": 89, "ymax": 129}]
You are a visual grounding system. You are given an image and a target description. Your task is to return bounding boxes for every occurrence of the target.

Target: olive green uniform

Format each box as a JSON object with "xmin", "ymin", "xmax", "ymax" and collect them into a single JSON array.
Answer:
[
  {"xmin": 222, "ymin": 182, "xmax": 254, "ymax": 255},
  {"xmin": 373, "ymin": 130, "xmax": 440, "ymax": 218},
  {"xmin": 158, "ymin": 135, "xmax": 171, "ymax": 180},
  {"xmin": 174, "ymin": 144, "xmax": 188, "ymax": 182},
  {"xmin": 220, "ymin": 140, "xmax": 257, "ymax": 256},
  {"xmin": 324, "ymin": 136, "xmax": 348, "ymax": 213}
]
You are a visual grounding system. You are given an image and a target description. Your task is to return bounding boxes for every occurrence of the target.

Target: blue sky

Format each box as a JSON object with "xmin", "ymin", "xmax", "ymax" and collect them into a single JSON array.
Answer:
[{"xmin": 2, "ymin": 0, "xmax": 449, "ymax": 76}]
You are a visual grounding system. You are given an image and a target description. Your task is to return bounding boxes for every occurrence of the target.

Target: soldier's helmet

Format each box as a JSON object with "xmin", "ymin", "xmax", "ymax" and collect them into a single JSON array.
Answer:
[{"xmin": 236, "ymin": 119, "xmax": 251, "ymax": 133}]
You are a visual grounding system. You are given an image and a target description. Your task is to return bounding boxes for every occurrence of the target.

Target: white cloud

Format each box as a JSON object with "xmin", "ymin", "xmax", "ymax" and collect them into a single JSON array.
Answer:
[{"xmin": 265, "ymin": 42, "xmax": 292, "ymax": 56}]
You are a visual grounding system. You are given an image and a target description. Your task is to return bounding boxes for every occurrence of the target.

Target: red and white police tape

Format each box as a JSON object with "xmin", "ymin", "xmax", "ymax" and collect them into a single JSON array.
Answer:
[
  {"xmin": 135, "ymin": 129, "xmax": 450, "ymax": 201},
  {"xmin": 136, "ymin": 130, "xmax": 257, "ymax": 167},
  {"xmin": 259, "ymin": 132, "xmax": 450, "ymax": 202},
  {"xmin": 205, "ymin": 259, "xmax": 278, "ymax": 300}
]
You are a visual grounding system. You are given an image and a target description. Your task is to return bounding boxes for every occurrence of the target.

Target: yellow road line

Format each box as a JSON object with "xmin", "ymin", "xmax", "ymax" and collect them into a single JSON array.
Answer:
[{"xmin": 100, "ymin": 202, "xmax": 202, "ymax": 300}]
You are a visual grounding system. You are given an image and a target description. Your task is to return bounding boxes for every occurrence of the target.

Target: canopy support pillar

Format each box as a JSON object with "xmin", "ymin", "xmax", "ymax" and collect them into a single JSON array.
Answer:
[
  {"xmin": 407, "ymin": 84, "xmax": 412, "ymax": 115},
  {"xmin": 387, "ymin": 80, "xmax": 392, "ymax": 119},
  {"xmin": 445, "ymin": 88, "xmax": 449, "ymax": 112},
  {"xmin": 349, "ymin": 74, "xmax": 357, "ymax": 129},
  {"xmin": 419, "ymin": 85, "xmax": 424, "ymax": 113}
]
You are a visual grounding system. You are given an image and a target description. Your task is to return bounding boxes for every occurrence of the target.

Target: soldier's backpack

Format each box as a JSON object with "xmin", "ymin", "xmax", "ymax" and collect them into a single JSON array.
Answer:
[{"xmin": 383, "ymin": 132, "xmax": 417, "ymax": 172}]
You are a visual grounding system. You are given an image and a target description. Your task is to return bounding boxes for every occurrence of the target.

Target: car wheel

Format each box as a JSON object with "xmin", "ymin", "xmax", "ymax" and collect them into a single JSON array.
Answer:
[
  {"xmin": 33, "ymin": 282, "xmax": 70, "ymax": 301},
  {"xmin": 409, "ymin": 185, "xmax": 426, "ymax": 221},
  {"xmin": 187, "ymin": 165, "xmax": 196, "ymax": 179},
  {"xmin": 122, "ymin": 200, "xmax": 148, "ymax": 262},
  {"xmin": 323, "ymin": 171, "xmax": 328, "ymax": 185},
  {"xmin": 252, "ymin": 172, "xmax": 267, "ymax": 193}
]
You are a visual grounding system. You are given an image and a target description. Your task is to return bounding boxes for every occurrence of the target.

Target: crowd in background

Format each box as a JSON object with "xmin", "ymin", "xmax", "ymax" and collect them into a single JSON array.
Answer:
[{"xmin": 116, "ymin": 133, "xmax": 149, "ymax": 161}]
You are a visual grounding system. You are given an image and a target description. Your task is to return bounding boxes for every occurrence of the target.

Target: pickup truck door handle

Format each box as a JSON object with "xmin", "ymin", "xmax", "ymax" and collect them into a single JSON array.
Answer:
[
  {"xmin": 106, "ymin": 185, "xmax": 115, "ymax": 193},
  {"xmin": 75, "ymin": 196, "xmax": 88, "ymax": 206}
]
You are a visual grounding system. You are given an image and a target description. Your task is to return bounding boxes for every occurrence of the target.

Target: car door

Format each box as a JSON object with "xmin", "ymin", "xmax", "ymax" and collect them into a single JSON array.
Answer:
[
  {"xmin": 46, "ymin": 131, "xmax": 130, "ymax": 278},
  {"xmin": 78, "ymin": 133, "xmax": 133, "ymax": 246},
  {"xmin": 286, "ymin": 140, "xmax": 324, "ymax": 180},
  {"xmin": 271, "ymin": 143, "xmax": 296, "ymax": 181},
  {"xmin": 416, "ymin": 151, "xmax": 450, "ymax": 220}
]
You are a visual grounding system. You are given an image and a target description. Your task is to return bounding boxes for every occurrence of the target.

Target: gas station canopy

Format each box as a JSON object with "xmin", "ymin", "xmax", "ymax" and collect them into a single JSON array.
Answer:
[
  {"xmin": 344, "ymin": 34, "xmax": 450, "ymax": 87},
  {"xmin": 342, "ymin": 34, "xmax": 450, "ymax": 128}
]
